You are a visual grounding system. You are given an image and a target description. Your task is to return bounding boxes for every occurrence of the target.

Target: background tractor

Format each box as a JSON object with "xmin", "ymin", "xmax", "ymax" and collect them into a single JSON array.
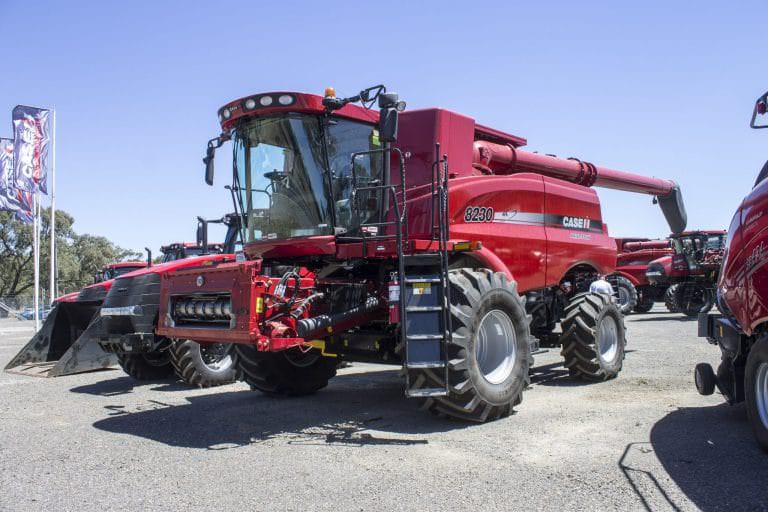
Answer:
[
  {"xmin": 5, "ymin": 215, "xmax": 237, "ymax": 386},
  {"xmin": 697, "ymin": 89, "xmax": 768, "ymax": 451},
  {"xmin": 156, "ymin": 85, "xmax": 687, "ymax": 421},
  {"xmin": 610, "ymin": 238, "xmax": 673, "ymax": 314},
  {"xmin": 98, "ymin": 213, "xmax": 242, "ymax": 387},
  {"xmin": 646, "ymin": 230, "xmax": 727, "ymax": 317}
]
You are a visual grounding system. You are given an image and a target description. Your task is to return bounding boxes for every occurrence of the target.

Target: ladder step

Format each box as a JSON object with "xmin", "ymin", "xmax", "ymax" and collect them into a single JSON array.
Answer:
[
  {"xmin": 403, "ymin": 253, "xmax": 441, "ymax": 266},
  {"xmin": 405, "ymin": 306, "xmax": 442, "ymax": 312},
  {"xmin": 406, "ymin": 387, "xmax": 449, "ymax": 398},
  {"xmin": 407, "ymin": 334, "xmax": 444, "ymax": 341},
  {"xmin": 406, "ymin": 361, "xmax": 446, "ymax": 369}
]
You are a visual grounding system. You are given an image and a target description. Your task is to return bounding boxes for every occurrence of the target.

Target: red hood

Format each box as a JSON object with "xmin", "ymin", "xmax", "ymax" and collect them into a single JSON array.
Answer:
[
  {"xmin": 115, "ymin": 253, "xmax": 234, "ymax": 280},
  {"xmin": 54, "ymin": 279, "xmax": 115, "ymax": 303}
]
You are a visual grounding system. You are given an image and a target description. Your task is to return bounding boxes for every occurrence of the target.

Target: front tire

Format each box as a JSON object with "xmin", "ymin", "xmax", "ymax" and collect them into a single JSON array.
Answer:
[
  {"xmin": 236, "ymin": 345, "xmax": 337, "ymax": 396},
  {"xmin": 117, "ymin": 352, "xmax": 175, "ymax": 380},
  {"xmin": 413, "ymin": 268, "xmax": 531, "ymax": 423},
  {"xmin": 170, "ymin": 340, "xmax": 239, "ymax": 388},
  {"xmin": 664, "ymin": 284, "xmax": 680, "ymax": 313},
  {"xmin": 609, "ymin": 275, "xmax": 638, "ymax": 315},
  {"xmin": 675, "ymin": 283, "xmax": 714, "ymax": 317},
  {"xmin": 745, "ymin": 336, "xmax": 768, "ymax": 452},
  {"xmin": 560, "ymin": 293, "xmax": 627, "ymax": 381}
]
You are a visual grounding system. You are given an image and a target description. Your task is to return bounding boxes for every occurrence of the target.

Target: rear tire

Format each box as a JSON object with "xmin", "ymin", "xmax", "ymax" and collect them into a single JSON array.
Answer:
[
  {"xmin": 170, "ymin": 340, "xmax": 239, "ymax": 388},
  {"xmin": 633, "ymin": 299, "xmax": 654, "ymax": 313},
  {"xmin": 116, "ymin": 352, "xmax": 175, "ymax": 380},
  {"xmin": 560, "ymin": 292, "xmax": 626, "ymax": 381},
  {"xmin": 745, "ymin": 336, "xmax": 768, "ymax": 452},
  {"xmin": 675, "ymin": 283, "xmax": 713, "ymax": 317},
  {"xmin": 664, "ymin": 285, "xmax": 680, "ymax": 313},
  {"xmin": 413, "ymin": 268, "xmax": 531, "ymax": 423},
  {"xmin": 236, "ymin": 345, "xmax": 337, "ymax": 396},
  {"xmin": 609, "ymin": 275, "xmax": 637, "ymax": 315}
]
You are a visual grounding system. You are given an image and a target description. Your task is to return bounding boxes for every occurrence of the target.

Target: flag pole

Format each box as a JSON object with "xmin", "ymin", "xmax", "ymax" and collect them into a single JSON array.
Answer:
[
  {"xmin": 33, "ymin": 191, "xmax": 40, "ymax": 330},
  {"xmin": 49, "ymin": 108, "xmax": 56, "ymax": 302}
]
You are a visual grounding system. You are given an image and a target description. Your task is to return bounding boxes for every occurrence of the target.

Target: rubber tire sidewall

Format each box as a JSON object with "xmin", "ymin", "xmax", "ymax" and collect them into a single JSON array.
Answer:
[
  {"xmin": 463, "ymin": 284, "xmax": 531, "ymax": 406},
  {"xmin": 744, "ymin": 337, "xmax": 768, "ymax": 451},
  {"xmin": 170, "ymin": 340, "xmax": 239, "ymax": 387}
]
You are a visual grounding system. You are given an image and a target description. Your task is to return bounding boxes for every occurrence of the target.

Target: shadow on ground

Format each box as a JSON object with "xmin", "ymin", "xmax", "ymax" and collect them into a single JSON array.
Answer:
[
  {"xmin": 643, "ymin": 403, "xmax": 768, "ymax": 511},
  {"xmin": 89, "ymin": 368, "xmax": 474, "ymax": 449},
  {"xmin": 70, "ymin": 376, "xmax": 189, "ymax": 396}
]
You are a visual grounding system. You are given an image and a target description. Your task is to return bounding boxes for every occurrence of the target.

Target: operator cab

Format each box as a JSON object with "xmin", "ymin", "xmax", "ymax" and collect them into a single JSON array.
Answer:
[
  {"xmin": 670, "ymin": 231, "xmax": 727, "ymax": 271},
  {"xmin": 203, "ymin": 87, "xmax": 404, "ymax": 260}
]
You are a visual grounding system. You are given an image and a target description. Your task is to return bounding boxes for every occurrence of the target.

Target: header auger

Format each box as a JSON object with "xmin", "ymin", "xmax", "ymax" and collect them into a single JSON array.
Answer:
[{"xmin": 157, "ymin": 85, "xmax": 687, "ymax": 422}]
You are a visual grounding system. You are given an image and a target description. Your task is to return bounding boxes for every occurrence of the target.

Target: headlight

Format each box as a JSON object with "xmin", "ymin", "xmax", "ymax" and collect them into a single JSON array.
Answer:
[
  {"xmin": 244, "ymin": 98, "xmax": 256, "ymax": 110},
  {"xmin": 278, "ymin": 94, "xmax": 294, "ymax": 106},
  {"xmin": 260, "ymin": 96, "xmax": 273, "ymax": 106}
]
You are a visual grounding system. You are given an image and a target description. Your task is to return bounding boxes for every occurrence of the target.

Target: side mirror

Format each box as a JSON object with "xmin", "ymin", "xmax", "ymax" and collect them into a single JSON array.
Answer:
[
  {"xmin": 378, "ymin": 92, "xmax": 406, "ymax": 143},
  {"xmin": 145, "ymin": 247, "xmax": 152, "ymax": 268},
  {"xmin": 751, "ymin": 91, "xmax": 768, "ymax": 129},
  {"xmin": 197, "ymin": 216, "xmax": 209, "ymax": 254},
  {"xmin": 204, "ymin": 145, "xmax": 215, "ymax": 185}
]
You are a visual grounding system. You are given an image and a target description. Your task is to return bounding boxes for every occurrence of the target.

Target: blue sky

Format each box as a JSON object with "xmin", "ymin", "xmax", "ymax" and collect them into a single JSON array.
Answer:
[{"xmin": 1, "ymin": 0, "xmax": 766, "ymax": 253}]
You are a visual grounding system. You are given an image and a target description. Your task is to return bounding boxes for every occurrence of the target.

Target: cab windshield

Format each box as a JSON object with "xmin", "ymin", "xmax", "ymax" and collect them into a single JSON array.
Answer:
[{"xmin": 233, "ymin": 114, "xmax": 382, "ymax": 243}]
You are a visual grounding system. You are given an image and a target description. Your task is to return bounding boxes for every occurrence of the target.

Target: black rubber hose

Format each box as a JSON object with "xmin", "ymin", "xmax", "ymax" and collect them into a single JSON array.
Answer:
[{"xmin": 296, "ymin": 297, "xmax": 380, "ymax": 339}]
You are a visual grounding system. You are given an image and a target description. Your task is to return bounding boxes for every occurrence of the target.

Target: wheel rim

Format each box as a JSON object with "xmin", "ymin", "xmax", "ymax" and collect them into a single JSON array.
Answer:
[
  {"xmin": 475, "ymin": 309, "xmax": 517, "ymax": 385},
  {"xmin": 597, "ymin": 315, "xmax": 619, "ymax": 364},
  {"xmin": 756, "ymin": 362, "xmax": 768, "ymax": 430},
  {"xmin": 617, "ymin": 287, "xmax": 630, "ymax": 307},
  {"xmin": 199, "ymin": 342, "xmax": 232, "ymax": 372}
]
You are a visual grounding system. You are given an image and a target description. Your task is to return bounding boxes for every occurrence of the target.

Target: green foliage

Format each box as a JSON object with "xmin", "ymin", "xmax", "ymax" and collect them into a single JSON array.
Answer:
[{"xmin": 0, "ymin": 208, "xmax": 141, "ymax": 299}]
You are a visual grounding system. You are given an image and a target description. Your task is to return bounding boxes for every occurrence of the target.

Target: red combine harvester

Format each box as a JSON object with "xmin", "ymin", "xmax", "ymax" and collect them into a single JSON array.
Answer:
[
  {"xmin": 646, "ymin": 230, "xmax": 727, "ymax": 317},
  {"xmin": 610, "ymin": 239, "xmax": 673, "ymax": 313},
  {"xmin": 4, "ymin": 261, "xmax": 147, "ymax": 377},
  {"xmin": 157, "ymin": 85, "xmax": 687, "ymax": 421},
  {"xmin": 697, "ymin": 90, "xmax": 768, "ymax": 450},
  {"xmin": 97, "ymin": 213, "xmax": 242, "ymax": 387}
]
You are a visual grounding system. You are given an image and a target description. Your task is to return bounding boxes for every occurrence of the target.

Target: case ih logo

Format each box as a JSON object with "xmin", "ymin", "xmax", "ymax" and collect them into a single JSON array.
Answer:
[
  {"xmin": 562, "ymin": 216, "xmax": 591, "ymax": 230},
  {"xmin": 745, "ymin": 241, "xmax": 767, "ymax": 274}
]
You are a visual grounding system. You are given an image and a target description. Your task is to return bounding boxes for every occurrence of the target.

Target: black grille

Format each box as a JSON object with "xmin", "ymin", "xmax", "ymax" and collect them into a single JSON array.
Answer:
[{"xmin": 101, "ymin": 273, "xmax": 161, "ymax": 335}]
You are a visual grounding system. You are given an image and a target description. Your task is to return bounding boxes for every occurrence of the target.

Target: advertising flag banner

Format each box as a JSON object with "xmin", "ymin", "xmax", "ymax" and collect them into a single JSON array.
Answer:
[
  {"xmin": 14, "ymin": 189, "xmax": 33, "ymax": 223},
  {"xmin": 0, "ymin": 137, "xmax": 23, "ymax": 213},
  {"xmin": 12, "ymin": 105, "xmax": 50, "ymax": 194}
]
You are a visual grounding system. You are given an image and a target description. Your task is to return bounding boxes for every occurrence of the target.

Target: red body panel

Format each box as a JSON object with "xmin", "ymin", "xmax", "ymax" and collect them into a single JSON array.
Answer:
[
  {"xmin": 616, "ymin": 246, "xmax": 673, "ymax": 286},
  {"xmin": 720, "ymin": 179, "xmax": 768, "ymax": 334}
]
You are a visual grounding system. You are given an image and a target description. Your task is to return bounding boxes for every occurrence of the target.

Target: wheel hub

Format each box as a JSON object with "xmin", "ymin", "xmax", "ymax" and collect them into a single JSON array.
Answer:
[
  {"xmin": 475, "ymin": 309, "xmax": 517, "ymax": 384},
  {"xmin": 199, "ymin": 342, "xmax": 233, "ymax": 371},
  {"xmin": 617, "ymin": 287, "xmax": 630, "ymax": 307},
  {"xmin": 597, "ymin": 315, "xmax": 619, "ymax": 364}
]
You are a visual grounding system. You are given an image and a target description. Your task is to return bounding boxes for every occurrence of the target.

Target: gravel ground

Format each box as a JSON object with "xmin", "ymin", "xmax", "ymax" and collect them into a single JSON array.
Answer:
[{"xmin": 1, "ymin": 306, "xmax": 766, "ymax": 512}]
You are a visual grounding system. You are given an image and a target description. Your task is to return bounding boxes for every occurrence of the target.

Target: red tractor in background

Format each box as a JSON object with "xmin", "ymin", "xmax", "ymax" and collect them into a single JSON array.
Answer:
[
  {"xmin": 156, "ymin": 85, "xmax": 687, "ymax": 422},
  {"xmin": 698, "ymin": 90, "xmax": 768, "ymax": 450},
  {"xmin": 4, "ymin": 261, "xmax": 146, "ymax": 377},
  {"xmin": 646, "ymin": 230, "xmax": 727, "ymax": 317},
  {"xmin": 5, "ymin": 215, "xmax": 239, "ymax": 387},
  {"xmin": 97, "ymin": 213, "xmax": 242, "ymax": 387},
  {"xmin": 610, "ymin": 238, "xmax": 673, "ymax": 314}
]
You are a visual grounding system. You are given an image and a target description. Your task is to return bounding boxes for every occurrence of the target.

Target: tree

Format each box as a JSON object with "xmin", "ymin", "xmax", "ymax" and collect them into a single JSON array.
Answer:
[{"xmin": 0, "ymin": 208, "xmax": 140, "ymax": 300}]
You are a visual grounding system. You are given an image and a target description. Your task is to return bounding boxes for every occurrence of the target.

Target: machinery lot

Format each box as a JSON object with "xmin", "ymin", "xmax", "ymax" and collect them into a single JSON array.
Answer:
[{"xmin": 0, "ymin": 309, "xmax": 766, "ymax": 512}]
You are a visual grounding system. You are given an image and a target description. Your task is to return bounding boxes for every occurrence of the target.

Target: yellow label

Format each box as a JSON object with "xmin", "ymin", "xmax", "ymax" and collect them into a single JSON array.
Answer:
[
  {"xmin": 413, "ymin": 283, "xmax": 431, "ymax": 295},
  {"xmin": 255, "ymin": 297, "xmax": 264, "ymax": 314}
]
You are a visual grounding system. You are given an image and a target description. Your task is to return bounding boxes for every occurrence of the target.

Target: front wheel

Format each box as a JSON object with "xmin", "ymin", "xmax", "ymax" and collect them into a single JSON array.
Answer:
[
  {"xmin": 608, "ymin": 275, "xmax": 638, "ymax": 315},
  {"xmin": 412, "ymin": 268, "xmax": 532, "ymax": 422},
  {"xmin": 675, "ymin": 283, "xmax": 714, "ymax": 317},
  {"xmin": 745, "ymin": 336, "xmax": 768, "ymax": 452},
  {"xmin": 560, "ymin": 293, "xmax": 627, "ymax": 381},
  {"xmin": 236, "ymin": 344, "xmax": 337, "ymax": 396},
  {"xmin": 170, "ymin": 340, "xmax": 240, "ymax": 388},
  {"xmin": 116, "ymin": 351, "xmax": 175, "ymax": 380}
]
